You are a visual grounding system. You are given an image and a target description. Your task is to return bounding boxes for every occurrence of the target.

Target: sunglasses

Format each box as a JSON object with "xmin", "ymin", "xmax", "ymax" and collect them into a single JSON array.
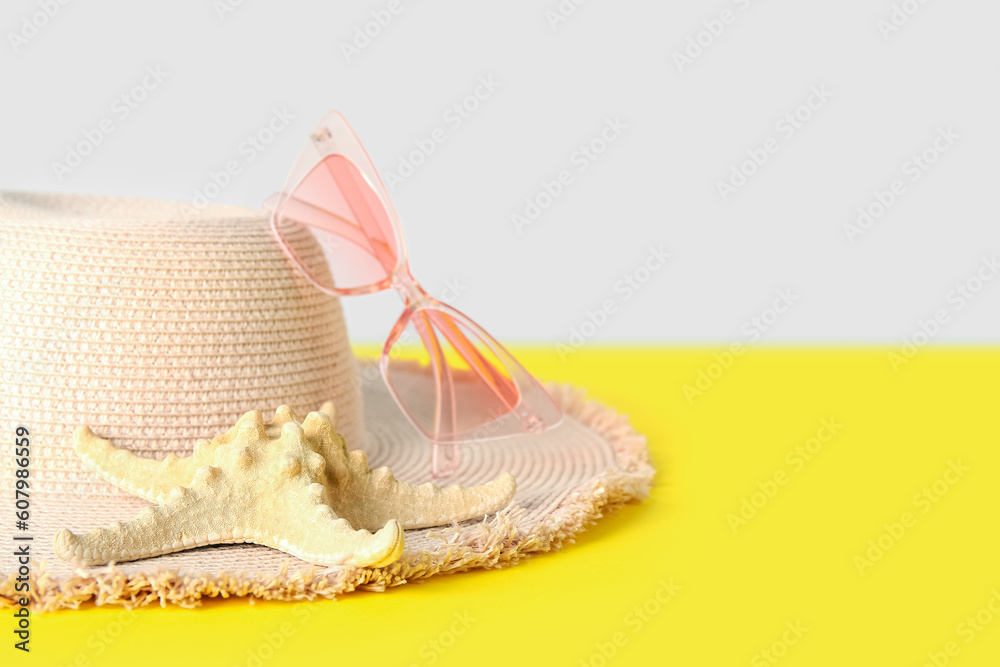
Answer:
[{"xmin": 265, "ymin": 111, "xmax": 562, "ymax": 478}]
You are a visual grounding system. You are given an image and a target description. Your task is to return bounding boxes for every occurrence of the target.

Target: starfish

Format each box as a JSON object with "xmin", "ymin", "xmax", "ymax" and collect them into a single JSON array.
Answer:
[{"xmin": 54, "ymin": 403, "xmax": 516, "ymax": 568}]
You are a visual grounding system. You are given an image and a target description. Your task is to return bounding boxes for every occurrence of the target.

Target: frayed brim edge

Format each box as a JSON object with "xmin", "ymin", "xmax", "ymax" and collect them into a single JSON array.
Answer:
[{"xmin": 0, "ymin": 384, "xmax": 655, "ymax": 612}]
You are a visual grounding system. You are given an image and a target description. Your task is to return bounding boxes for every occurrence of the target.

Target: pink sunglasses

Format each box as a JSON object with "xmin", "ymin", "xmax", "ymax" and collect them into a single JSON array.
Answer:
[{"xmin": 265, "ymin": 110, "xmax": 562, "ymax": 478}]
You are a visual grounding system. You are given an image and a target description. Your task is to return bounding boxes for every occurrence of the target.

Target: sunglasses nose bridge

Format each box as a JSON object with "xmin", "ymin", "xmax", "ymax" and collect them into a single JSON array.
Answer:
[{"xmin": 391, "ymin": 267, "xmax": 431, "ymax": 308}]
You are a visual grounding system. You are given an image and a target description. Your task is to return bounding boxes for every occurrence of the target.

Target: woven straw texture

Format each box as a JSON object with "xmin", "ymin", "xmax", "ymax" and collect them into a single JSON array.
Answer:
[
  {"xmin": 0, "ymin": 191, "xmax": 366, "ymax": 496},
  {"xmin": 0, "ymin": 192, "xmax": 653, "ymax": 611}
]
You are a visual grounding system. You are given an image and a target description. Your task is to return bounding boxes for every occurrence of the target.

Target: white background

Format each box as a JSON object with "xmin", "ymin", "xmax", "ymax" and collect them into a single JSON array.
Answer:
[{"xmin": 1, "ymin": 0, "xmax": 998, "ymax": 344}]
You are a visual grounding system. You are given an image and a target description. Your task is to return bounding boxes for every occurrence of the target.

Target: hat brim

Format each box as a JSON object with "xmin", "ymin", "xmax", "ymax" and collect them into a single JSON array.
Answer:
[{"xmin": 1, "ymin": 362, "xmax": 654, "ymax": 611}]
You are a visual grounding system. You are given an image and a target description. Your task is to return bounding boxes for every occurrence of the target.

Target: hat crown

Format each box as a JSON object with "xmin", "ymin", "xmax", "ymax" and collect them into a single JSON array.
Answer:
[{"xmin": 0, "ymin": 191, "xmax": 364, "ymax": 498}]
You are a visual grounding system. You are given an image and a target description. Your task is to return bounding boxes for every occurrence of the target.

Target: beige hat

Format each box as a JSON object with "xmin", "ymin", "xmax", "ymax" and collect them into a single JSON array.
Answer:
[{"xmin": 0, "ymin": 191, "xmax": 653, "ymax": 611}]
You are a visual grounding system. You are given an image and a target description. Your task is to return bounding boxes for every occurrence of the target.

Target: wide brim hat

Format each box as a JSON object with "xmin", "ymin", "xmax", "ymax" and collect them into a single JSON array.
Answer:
[{"xmin": 0, "ymin": 191, "xmax": 653, "ymax": 611}]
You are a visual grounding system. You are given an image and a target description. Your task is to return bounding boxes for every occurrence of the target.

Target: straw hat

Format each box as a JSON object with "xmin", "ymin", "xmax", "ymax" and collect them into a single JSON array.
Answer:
[{"xmin": 0, "ymin": 191, "xmax": 653, "ymax": 610}]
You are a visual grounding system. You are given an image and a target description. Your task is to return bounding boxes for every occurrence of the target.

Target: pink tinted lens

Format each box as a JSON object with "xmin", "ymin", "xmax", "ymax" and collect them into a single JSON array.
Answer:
[
  {"xmin": 272, "ymin": 154, "xmax": 399, "ymax": 292},
  {"xmin": 384, "ymin": 309, "xmax": 523, "ymax": 444}
]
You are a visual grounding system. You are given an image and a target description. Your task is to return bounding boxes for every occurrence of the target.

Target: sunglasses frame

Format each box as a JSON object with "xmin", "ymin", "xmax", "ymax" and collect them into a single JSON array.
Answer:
[{"xmin": 267, "ymin": 111, "xmax": 563, "ymax": 478}]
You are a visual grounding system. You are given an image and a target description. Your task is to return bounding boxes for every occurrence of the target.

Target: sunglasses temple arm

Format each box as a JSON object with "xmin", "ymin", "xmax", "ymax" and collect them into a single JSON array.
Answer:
[
  {"xmin": 332, "ymin": 161, "xmax": 400, "ymax": 274},
  {"xmin": 429, "ymin": 312, "xmax": 517, "ymax": 411},
  {"xmin": 413, "ymin": 314, "xmax": 459, "ymax": 476},
  {"xmin": 278, "ymin": 197, "xmax": 396, "ymax": 269}
]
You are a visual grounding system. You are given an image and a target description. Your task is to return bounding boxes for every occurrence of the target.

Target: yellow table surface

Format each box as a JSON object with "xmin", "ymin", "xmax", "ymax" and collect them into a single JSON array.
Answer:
[{"xmin": 25, "ymin": 347, "xmax": 1000, "ymax": 667}]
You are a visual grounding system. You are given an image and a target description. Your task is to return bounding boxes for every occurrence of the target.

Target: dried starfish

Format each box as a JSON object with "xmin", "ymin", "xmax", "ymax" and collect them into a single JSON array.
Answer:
[{"xmin": 55, "ymin": 404, "xmax": 516, "ymax": 567}]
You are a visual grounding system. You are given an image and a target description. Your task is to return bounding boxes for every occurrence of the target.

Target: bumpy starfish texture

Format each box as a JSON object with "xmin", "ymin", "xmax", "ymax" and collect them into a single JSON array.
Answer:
[{"xmin": 56, "ymin": 404, "xmax": 516, "ymax": 567}]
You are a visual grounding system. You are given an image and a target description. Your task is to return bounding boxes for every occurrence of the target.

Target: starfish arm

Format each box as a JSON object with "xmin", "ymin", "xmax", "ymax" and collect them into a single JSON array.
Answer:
[
  {"xmin": 53, "ymin": 467, "xmax": 238, "ymax": 565},
  {"xmin": 336, "ymin": 454, "xmax": 518, "ymax": 532},
  {"xmin": 73, "ymin": 426, "xmax": 218, "ymax": 503},
  {"xmin": 300, "ymin": 410, "xmax": 518, "ymax": 531},
  {"xmin": 54, "ymin": 464, "xmax": 405, "ymax": 568},
  {"xmin": 270, "ymin": 483, "xmax": 405, "ymax": 568}
]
